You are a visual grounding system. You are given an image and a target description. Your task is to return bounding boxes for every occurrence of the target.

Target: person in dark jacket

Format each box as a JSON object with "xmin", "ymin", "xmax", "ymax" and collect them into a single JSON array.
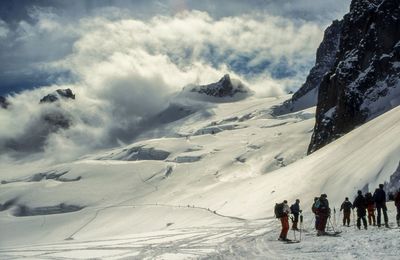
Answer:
[
  {"xmin": 373, "ymin": 184, "xmax": 389, "ymax": 227},
  {"xmin": 311, "ymin": 197, "xmax": 319, "ymax": 230},
  {"xmin": 315, "ymin": 194, "xmax": 330, "ymax": 236},
  {"xmin": 353, "ymin": 190, "xmax": 368, "ymax": 230},
  {"xmin": 290, "ymin": 199, "xmax": 302, "ymax": 230},
  {"xmin": 395, "ymin": 189, "xmax": 400, "ymax": 227},
  {"xmin": 365, "ymin": 192, "xmax": 376, "ymax": 226},
  {"xmin": 340, "ymin": 197, "xmax": 352, "ymax": 226}
]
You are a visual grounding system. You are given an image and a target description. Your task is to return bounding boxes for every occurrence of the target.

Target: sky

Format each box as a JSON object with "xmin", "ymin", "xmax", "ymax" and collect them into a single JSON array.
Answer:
[
  {"xmin": 0, "ymin": 0, "xmax": 351, "ymax": 95},
  {"xmin": 0, "ymin": 0, "xmax": 351, "ymax": 162}
]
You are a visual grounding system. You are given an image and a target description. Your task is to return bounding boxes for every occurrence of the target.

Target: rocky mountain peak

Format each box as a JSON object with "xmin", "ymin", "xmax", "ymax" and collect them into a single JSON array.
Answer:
[
  {"xmin": 179, "ymin": 74, "xmax": 252, "ymax": 103},
  {"xmin": 273, "ymin": 19, "xmax": 342, "ymax": 115},
  {"xmin": 191, "ymin": 74, "xmax": 248, "ymax": 98},
  {"xmin": 40, "ymin": 88, "xmax": 75, "ymax": 104},
  {"xmin": 308, "ymin": 0, "xmax": 400, "ymax": 154},
  {"xmin": 0, "ymin": 96, "xmax": 9, "ymax": 109}
]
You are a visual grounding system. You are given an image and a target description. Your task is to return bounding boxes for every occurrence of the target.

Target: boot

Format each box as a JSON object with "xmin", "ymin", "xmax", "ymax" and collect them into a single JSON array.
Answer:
[{"xmin": 385, "ymin": 223, "xmax": 390, "ymax": 228}]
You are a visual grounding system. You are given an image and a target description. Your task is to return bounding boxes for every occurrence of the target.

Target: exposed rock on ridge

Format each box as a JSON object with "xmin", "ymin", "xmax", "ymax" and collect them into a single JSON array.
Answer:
[
  {"xmin": 40, "ymin": 88, "xmax": 75, "ymax": 104},
  {"xmin": 273, "ymin": 20, "xmax": 342, "ymax": 114},
  {"xmin": 309, "ymin": 0, "xmax": 400, "ymax": 154}
]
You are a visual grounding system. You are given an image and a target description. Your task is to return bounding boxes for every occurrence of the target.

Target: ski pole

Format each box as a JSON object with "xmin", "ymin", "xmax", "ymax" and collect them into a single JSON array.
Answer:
[
  {"xmin": 333, "ymin": 207, "xmax": 336, "ymax": 227},
  {"xmin": 291, "ymin": 215, "xmax": 296, "ymax": 241},
  {"xmin": 329, "ymin": 217, "xmax": 336, "ymax": 233},
  {"xmin": 300, "ymin": 213, "xmax": 303, "ymax": 241},
  {"xmin": 308, "ymin": 215, "xmax": 315, "ymax": 230}
]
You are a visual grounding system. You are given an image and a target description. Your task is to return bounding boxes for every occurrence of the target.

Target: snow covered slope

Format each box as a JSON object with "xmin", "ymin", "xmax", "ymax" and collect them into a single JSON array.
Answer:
[{"xmin": 0, "ymin": 95, "xmax": 399, "ymax": 259}]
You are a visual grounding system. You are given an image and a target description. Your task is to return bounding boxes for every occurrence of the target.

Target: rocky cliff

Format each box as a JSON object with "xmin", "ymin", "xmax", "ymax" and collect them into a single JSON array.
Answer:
[
  {"xmin": 309, "ymin": 0, "xmax": 400, "ymax": 154},
  {"xmin": 273, "ymin": 20, "xmax": 342, "ymax": 114}
]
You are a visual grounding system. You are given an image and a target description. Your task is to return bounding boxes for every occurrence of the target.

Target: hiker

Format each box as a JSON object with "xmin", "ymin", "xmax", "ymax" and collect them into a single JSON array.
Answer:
[
  {"xmin": 276, "ymin": 200, "xmax": 291, "ymax": 241},
  {"xmin": 340, "ymin": 197, "xmax": 352, "ymax": 226},
  {"xmin": 311, "ymin": 197, "xmax": 319, "ymax": 230},
  {"xmin": 365, "ymin": 192, "xmax": 376, "ymax": 226},
  {"xmin": 290, "ymin": 199, "xmax": 302, "ymax": 230},
  {"xmin": 373, "ymin": 184, "xmax": 389, "ymax": 227},
  {"xmin": 315, "ymin": 194, "xmax": 330, "ymax": 236},
  {"xmin": 395, "ymin": 189, "xmax": 400, "ymax": 227},
  {"xmin": 353, "ymin": 190, "xmax": 368, "ymax": 230}
]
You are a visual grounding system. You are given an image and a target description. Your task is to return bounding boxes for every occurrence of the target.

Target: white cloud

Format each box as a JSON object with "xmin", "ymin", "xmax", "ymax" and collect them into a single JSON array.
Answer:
[
  {"xmin": 0, "ymin": 19, "xmax": 9, "ymax": 38},
  {"xmin": 0, "ymin": 8, "xmax": 329, "ymax": 162}
]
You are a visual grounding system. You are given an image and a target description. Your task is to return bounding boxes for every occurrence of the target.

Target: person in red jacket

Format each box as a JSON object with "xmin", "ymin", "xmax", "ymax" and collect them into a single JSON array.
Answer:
[
  {"xmin": 278, "ymin": 200, "xmax": 291, "ymax": 241},
  {"xmin": 316, "ymin": 194, "xmax": 330, "ymax": 236},
  {"xmin": 395, "ymin": 189, "xmax": 400, "ymax": 227},
  {"xmin": 365, "ymin": 192, "xmax": 376, "ymax": 226}
]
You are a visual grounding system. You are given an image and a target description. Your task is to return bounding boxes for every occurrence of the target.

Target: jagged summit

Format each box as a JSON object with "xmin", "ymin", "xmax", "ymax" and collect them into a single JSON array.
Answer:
[
  {"xmin": 192, "ymin": 74, "xmax": 247, "ymax": 98},
  {"xmin": 180, "ymin": 74, "xmax": 252, "ymax": 102},
  {"xmin": 273, "ymin": 20, "xmax": 342, "ymax": 115},
  {"xmin": 40, "ymin": 88, "xmax": 76, "ymax": 104},
  {"xmin": 308, "ymin": 0, "xmax": 400, "ymax": 153},
  {"xmin": 0, "ymin": 96, "xmax": 9, "ymax": 109}
]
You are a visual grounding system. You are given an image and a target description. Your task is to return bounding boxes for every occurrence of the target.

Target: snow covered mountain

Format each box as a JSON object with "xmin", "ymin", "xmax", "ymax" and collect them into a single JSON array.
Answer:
[
  {"xmin": 1, "ymin": 91, "xmax": 400, "ymax": 258},
  {"xmin": 309, "ymin": 0, "xmax": 400, "ymax": 153},
  {"xmin": 1, "ymin": 0, "xmax": 400, "ymax": 259}
]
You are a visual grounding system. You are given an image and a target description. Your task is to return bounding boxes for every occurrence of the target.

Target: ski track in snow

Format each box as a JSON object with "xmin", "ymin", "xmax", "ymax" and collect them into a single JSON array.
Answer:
[{"xmin": 2, "ymin": 209, "xmax": 400, "ymax": 259}]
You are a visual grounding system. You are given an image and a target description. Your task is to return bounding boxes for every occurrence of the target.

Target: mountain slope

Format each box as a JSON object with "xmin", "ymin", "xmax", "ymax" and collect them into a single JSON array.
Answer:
[{"xmin": 1, "ymin": 96, "xmax": 399, "ymax": 258}]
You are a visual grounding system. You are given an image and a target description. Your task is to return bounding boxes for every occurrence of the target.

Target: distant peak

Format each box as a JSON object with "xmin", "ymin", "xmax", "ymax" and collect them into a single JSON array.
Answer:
[{"xmin": 40, "ymin": 88, "xmax": 76, "ymax": 104}]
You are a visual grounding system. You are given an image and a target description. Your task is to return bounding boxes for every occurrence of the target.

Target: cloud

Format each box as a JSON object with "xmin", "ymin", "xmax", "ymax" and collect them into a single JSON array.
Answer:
[{"xmin": 0, "ymin": 5, "xmax": 347, "ymax": 162}]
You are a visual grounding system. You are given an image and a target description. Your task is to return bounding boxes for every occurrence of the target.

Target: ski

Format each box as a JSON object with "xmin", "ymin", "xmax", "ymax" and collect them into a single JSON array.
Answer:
[
  {"xmin": 278, "ymin": 239, "xmax": 301, "ymax": 244},
  {"xmin": 324, "ymin": 231, "xmax": 341, "ymax": 236},
  {"xmin": 317, "ymin": 231, "xmax": 341, "ymax": 237},
  {"xmin": 285, "ymin": 240, "xmax": 301, "ymax": 244}
]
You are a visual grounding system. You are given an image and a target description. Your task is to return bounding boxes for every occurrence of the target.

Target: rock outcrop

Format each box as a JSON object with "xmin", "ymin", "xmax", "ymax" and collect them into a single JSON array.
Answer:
[
  {"xmin": 0, "ymin": 96, "xmax": 9, "ymax": 109},
  {"xmin": 309, "ymin": 0, "xmax": 400, "ymax": 154},
  {"xmin": 40, "ymin": 88, "xmax": 75, "ymax": 103},
  {"xmin": 181, "ymin": 74, "xmax": 252, "ymax": 102},
  {"xmin": 273, "ymin": 20, "xmax": 342, "ymax": 115},
  {"xmin": 191, "ymin": 74, "xmax": 248, "ymax": 98}
]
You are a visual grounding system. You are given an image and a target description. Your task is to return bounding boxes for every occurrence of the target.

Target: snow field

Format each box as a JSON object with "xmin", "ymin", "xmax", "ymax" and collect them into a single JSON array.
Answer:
[{"xmin": 0, "ymin": 96, "xmax": 399, "ymax": 259}]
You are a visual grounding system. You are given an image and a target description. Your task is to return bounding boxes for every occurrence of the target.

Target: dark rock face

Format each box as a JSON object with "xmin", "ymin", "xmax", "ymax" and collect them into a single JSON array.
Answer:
[
  {"xmin": 273, "ymin": 20, "xmax": 342, "ymax": 115},
  {"xmin": 0, "ymin": 96, "xmax": 9, "ymax": 109},
  {"xmin": 292, "ymin": 20, "xmax": 342, "ymax": 103},
  {"xmin": 40, "ymin": 88, "xmax": 75, "ymax": 103},
  {"xmin": 384, "ymin": 161, "xmax": 400, "ymax": 194},
  {"xmin": 192, "ymin": 74, "xmax": 248, "ymax": 98},
  {"xmin": 309, "ymin": 0, "xmax": 400, "ymax": 154},
  {"xmin": 43, "ymin": 112, "xmax": 72, "ymax": 129}
]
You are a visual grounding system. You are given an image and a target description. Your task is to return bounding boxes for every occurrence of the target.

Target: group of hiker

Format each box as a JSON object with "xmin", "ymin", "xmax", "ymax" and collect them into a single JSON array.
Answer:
[{"xmin": 275, "ymin": 184, "xmax": 400, "ymax": 241}]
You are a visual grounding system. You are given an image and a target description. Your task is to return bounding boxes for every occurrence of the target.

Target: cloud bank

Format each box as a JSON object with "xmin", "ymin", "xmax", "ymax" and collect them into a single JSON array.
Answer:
[{"xmin": 0, "ymin": 3, "xmax": 348, "ymax": 163}]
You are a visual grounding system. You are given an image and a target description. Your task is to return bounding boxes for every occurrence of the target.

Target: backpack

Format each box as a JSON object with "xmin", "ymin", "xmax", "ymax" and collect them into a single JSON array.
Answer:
[{"xmin": 274, "ymin": 203, "xmax": 284, "ymax": 218}]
